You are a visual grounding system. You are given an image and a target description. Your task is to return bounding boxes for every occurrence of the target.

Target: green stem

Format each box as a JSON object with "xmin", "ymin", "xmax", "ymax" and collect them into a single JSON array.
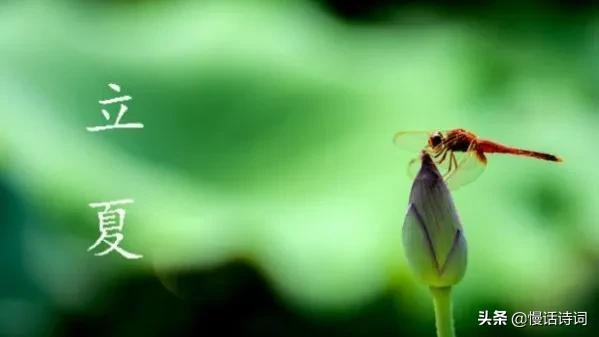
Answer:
[{"xmin": 430, "ymin": 286, "xmax": 455, "ymax": 337}]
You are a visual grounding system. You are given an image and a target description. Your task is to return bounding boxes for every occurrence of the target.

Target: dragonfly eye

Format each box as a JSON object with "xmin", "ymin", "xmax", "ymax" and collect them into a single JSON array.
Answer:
[{"xmin": 430, "ymin": 134, "xmax": 443, "ymax": 147}]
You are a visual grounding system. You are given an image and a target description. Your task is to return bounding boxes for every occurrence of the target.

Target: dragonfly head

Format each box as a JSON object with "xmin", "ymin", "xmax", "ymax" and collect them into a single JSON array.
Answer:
[{"xmin": 429, "ymin": 131, "xmax": 444, "ymax": 149}]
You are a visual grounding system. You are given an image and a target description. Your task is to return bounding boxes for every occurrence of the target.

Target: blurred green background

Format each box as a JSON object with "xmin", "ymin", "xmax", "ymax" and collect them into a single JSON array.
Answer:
[{"xmin": 0, "ymin": 0, "xmax": 597, "ymax": 336}]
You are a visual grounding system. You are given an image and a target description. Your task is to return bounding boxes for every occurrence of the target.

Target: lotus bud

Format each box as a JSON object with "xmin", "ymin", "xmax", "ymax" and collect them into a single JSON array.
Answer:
[{"xmin": 402, "ymin": 152, "xmax": 467, "ymax": 287}]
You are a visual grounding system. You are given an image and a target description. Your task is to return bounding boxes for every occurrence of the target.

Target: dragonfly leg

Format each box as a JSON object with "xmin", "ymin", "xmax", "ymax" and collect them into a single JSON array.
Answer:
[
  {"xmin": 433, "ymin": 147, "xmax": 445, "ymax": 159},
  {"xmin": 437, "ymin": 148, "xmax": 449, "ymax": 164},
  {"xmin": 443, "ymin": 151, "xmax": 458, "ymax": 178},
  {"xmin": 447, "ymin": 152, "xmax": 454, "ymax": 175},
  {"xmin": 451, "ymin": 152, "xmax": 458, "ymax": 172}
]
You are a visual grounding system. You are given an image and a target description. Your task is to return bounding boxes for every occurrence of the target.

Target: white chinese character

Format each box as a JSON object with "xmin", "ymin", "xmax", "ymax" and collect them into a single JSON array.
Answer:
[
  {"xmin": 88, "ymin": 199, "xmax": 143, "ymax": 259},
  {"xmin": 478, "ymin": 310, "xmax": 492, "ymax": 326},
  {"xmin": 545, "ymin": 311, "xmax": 558, "ymax": 326},
  {"xmin": 574, "ymin": 312, "xmax": 587, "ymax": 326},
  {"xmin": 559, "ymin": 311, "xmax": 573, "ymax": 325},
  {"xmin": 492, "ymin": 310, "xmax": 508, "ymax": 326},
  {"xmin": 87, "ymin": 83, "xmax": 143, "ymax": 132},
  {"xmin": 529, "ymin": 311, "xmax": 543, "ymax": 326}
]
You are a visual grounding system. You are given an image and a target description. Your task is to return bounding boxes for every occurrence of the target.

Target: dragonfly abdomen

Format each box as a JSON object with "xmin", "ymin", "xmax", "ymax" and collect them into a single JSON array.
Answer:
[{"xmin": 477, "ymin": 139, "xmax": 562, "ymax": 162}]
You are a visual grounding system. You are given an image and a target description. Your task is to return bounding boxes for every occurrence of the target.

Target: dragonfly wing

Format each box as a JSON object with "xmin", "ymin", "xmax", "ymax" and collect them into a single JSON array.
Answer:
[
  {"xmin": 444, "ymin": 143, "xmax": 487, "ymax": 190},
  {"xmin": 393, "ymin": 131, "xmax": 432, "ymax": 153},
  {"xmin": 406, "ymin": 156, "xmax": 421, "ymax": 180}
]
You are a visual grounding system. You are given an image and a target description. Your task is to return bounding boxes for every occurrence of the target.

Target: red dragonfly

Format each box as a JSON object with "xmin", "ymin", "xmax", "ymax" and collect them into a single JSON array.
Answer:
[{"xmin": 394, "ymin": 128, "xmax": 562, "ymax": 190}]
